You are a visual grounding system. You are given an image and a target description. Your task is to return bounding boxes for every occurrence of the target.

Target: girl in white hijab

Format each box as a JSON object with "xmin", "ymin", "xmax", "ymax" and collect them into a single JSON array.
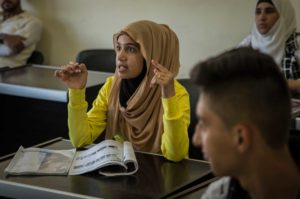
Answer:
[{"xmin": 239, "ymin": 0, "xmax": 300, "ymax": 90}]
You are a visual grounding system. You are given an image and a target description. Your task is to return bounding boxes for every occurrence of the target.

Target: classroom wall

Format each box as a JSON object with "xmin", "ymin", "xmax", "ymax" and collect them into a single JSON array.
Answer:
[{"xmin": 22, "ymin": 0, "xmax": 300, "ymax": 78}]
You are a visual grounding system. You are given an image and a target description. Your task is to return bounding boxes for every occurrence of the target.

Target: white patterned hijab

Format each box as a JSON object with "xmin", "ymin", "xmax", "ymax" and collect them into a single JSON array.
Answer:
[{"xmin": 251, "ymin": 0, "xmax": 297, "ymax": 65}]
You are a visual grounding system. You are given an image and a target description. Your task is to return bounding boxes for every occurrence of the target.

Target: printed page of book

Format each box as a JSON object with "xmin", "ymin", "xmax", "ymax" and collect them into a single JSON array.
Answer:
[
  {"xmin": 100, "ymin": 141, "xmax": 138, "ymax": 176},
  {"xmin": 4, "ymin": 146, "xmax": 76, "ymax": 175},
  {"xmin": 68, "ymin": 139, "xmax": 125, "ymax": 175}
]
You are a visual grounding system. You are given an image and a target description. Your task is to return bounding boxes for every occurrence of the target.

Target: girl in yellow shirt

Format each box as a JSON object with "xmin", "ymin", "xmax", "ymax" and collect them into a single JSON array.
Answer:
[{"xmin": 55, "ymin": 20, "xmax": 190, "ymax": 162}]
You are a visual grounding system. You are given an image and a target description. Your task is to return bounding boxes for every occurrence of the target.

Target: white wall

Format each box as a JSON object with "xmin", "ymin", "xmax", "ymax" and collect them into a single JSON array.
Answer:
[{"xmin": 22, "ymin": 0, "xmax": 300, "ymax": 78}]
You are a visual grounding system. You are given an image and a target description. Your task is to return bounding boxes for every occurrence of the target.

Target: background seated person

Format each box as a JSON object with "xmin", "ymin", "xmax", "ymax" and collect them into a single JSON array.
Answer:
[
  {"xmin": 239, "ymin": 0, "xmax": 300, "ymax": 91},
  {"xmin": 55, "ymin": 20, "xmax": 190, "ymax": 162},
  {"xmin": 0, "ymin": 0, "xmax": 42, "ymax": 68}
]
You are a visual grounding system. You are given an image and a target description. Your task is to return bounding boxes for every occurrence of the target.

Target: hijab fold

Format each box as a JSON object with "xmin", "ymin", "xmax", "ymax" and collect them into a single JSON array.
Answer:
[
  {"xmin": 251, "ymin": 0, "xmax": 296, "ymax": 65},
  {"xmin": 105, "ymin": 20, "xmax": 180, "ymax": 153}
]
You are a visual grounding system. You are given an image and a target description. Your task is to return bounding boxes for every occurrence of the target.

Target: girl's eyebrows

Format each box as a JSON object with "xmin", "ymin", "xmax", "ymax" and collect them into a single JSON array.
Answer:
[{"xmin": 116, "ymin": 42, "xmax": 139, "ymax": 47}]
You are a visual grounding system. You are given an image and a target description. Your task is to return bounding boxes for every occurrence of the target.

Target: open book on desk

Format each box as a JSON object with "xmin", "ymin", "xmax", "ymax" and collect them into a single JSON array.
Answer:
[{"xmin": 4, "ymin": 140, "xmax": 138, "ymax": 177}]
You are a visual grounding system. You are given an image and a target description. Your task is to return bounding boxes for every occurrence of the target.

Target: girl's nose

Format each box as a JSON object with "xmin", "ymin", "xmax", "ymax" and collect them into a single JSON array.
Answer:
[
  {"xmin": 117, "ymin": 49, "xmax": 126, "ymax": 61},
  {"xmin": 259, "ymin": 12, "xmax": 267, "ymax": 21}
]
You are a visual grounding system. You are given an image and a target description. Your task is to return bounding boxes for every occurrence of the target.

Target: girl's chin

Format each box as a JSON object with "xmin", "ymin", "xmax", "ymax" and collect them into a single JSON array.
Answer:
[
  {"xmin": 117, "ymin": 71, "xmax": 126, "ymax": 76},
  {"xmin": 117, "ymin": 73, "xmax": 131, "ymax": 79},
  {"xmin": 258, "ymin": 28, "xmax": 269, "ymax": 35},
  {"xmin": 117, "ymin": 72, "xmax": 139, "ymax": 80}
]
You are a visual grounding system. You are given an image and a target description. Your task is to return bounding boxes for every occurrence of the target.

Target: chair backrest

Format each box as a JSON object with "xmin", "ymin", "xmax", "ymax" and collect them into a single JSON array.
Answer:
[
  {"xmin": 76, "ymin": 49, "xmax": 116, "ymax": 73},
  {"xmin": 178, "ymin": 78, "xmax": 204, "ymax": 160},
  {"xmin": 27, "ymin": 50, "xmax": 44, "ymax": 65}
]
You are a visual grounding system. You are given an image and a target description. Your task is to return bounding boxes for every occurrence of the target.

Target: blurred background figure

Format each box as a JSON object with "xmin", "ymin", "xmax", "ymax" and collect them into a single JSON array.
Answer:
[
  {"xmin": 0, "ymin": 0, "xmax": 42, "ymax": 68},
  {"xmin": 239, "ymin": 0, "xmax": 300, "ymax": 90}
]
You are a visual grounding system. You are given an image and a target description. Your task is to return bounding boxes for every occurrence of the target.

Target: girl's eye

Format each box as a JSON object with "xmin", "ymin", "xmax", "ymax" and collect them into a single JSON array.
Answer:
[
  {"xmin": 265, "ymin": 8, "xmax": 276, "ymax": 14},
  {"xmin": 255, "ymin": 8, "xmax": 277, "ymax": 15},
  {"xmin": 116, "ymin": 45, "xmax": 121, "ymax": 51},
  {"xmin": 128, "ymin": 47, "xmax": 137, "ymax": 53}
]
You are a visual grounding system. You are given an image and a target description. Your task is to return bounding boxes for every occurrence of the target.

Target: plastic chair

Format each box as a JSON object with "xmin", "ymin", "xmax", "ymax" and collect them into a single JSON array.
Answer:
[
  {"xmin": 178, "ymin": 78, "xmax": 204, "ymax": 160},
  {"xmin": 76, "ymin": 49, "xmax": 116, "ymax": 73},
  {"xmin": 27, "ymin": 50, "xmax": 44, "ymax": 65}
]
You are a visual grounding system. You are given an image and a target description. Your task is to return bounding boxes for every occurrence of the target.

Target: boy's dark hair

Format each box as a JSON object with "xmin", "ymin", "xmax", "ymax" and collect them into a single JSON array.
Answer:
[{"xmin": 190, "ymin": 47, "xmax": 291, "ymax": 149}]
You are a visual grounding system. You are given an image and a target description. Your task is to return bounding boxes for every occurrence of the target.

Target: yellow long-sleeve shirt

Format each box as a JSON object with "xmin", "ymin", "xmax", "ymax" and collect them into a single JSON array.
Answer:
[{"xmin": 68, "ymin": 76, "xmax": 190, "ymax": 161}]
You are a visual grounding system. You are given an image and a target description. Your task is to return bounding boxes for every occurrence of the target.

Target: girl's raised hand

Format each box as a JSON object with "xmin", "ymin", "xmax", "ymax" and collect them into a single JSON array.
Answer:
[
  {"xmin": 150, "ymin": 59, "xmax": 175, "ymax": 98},
  {"xmin": 54, "ymin": 61, "xmax": 88, "ymax": 89}
]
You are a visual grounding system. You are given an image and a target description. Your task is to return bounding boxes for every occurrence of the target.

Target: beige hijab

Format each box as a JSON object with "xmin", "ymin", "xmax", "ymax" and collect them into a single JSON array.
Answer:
[{"xmin": 105, "ymin": 20, "xmax": 180, "ymax": 153}]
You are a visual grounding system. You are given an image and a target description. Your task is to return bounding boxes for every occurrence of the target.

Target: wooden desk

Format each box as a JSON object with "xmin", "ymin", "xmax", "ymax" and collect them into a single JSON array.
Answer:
[
  {"xmin": 0, "ymin": 65, "xmax": 113, "ymax": 156},
  {"xmin": 0, "ymin": 138, "xmax": 214, "ymax": 199}
]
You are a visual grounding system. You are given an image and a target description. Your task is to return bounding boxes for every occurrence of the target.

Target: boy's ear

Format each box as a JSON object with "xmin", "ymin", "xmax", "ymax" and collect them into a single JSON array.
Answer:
[{"xmin": 232, "ymin": 124, "xmax": 252, "ymax": 153}]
